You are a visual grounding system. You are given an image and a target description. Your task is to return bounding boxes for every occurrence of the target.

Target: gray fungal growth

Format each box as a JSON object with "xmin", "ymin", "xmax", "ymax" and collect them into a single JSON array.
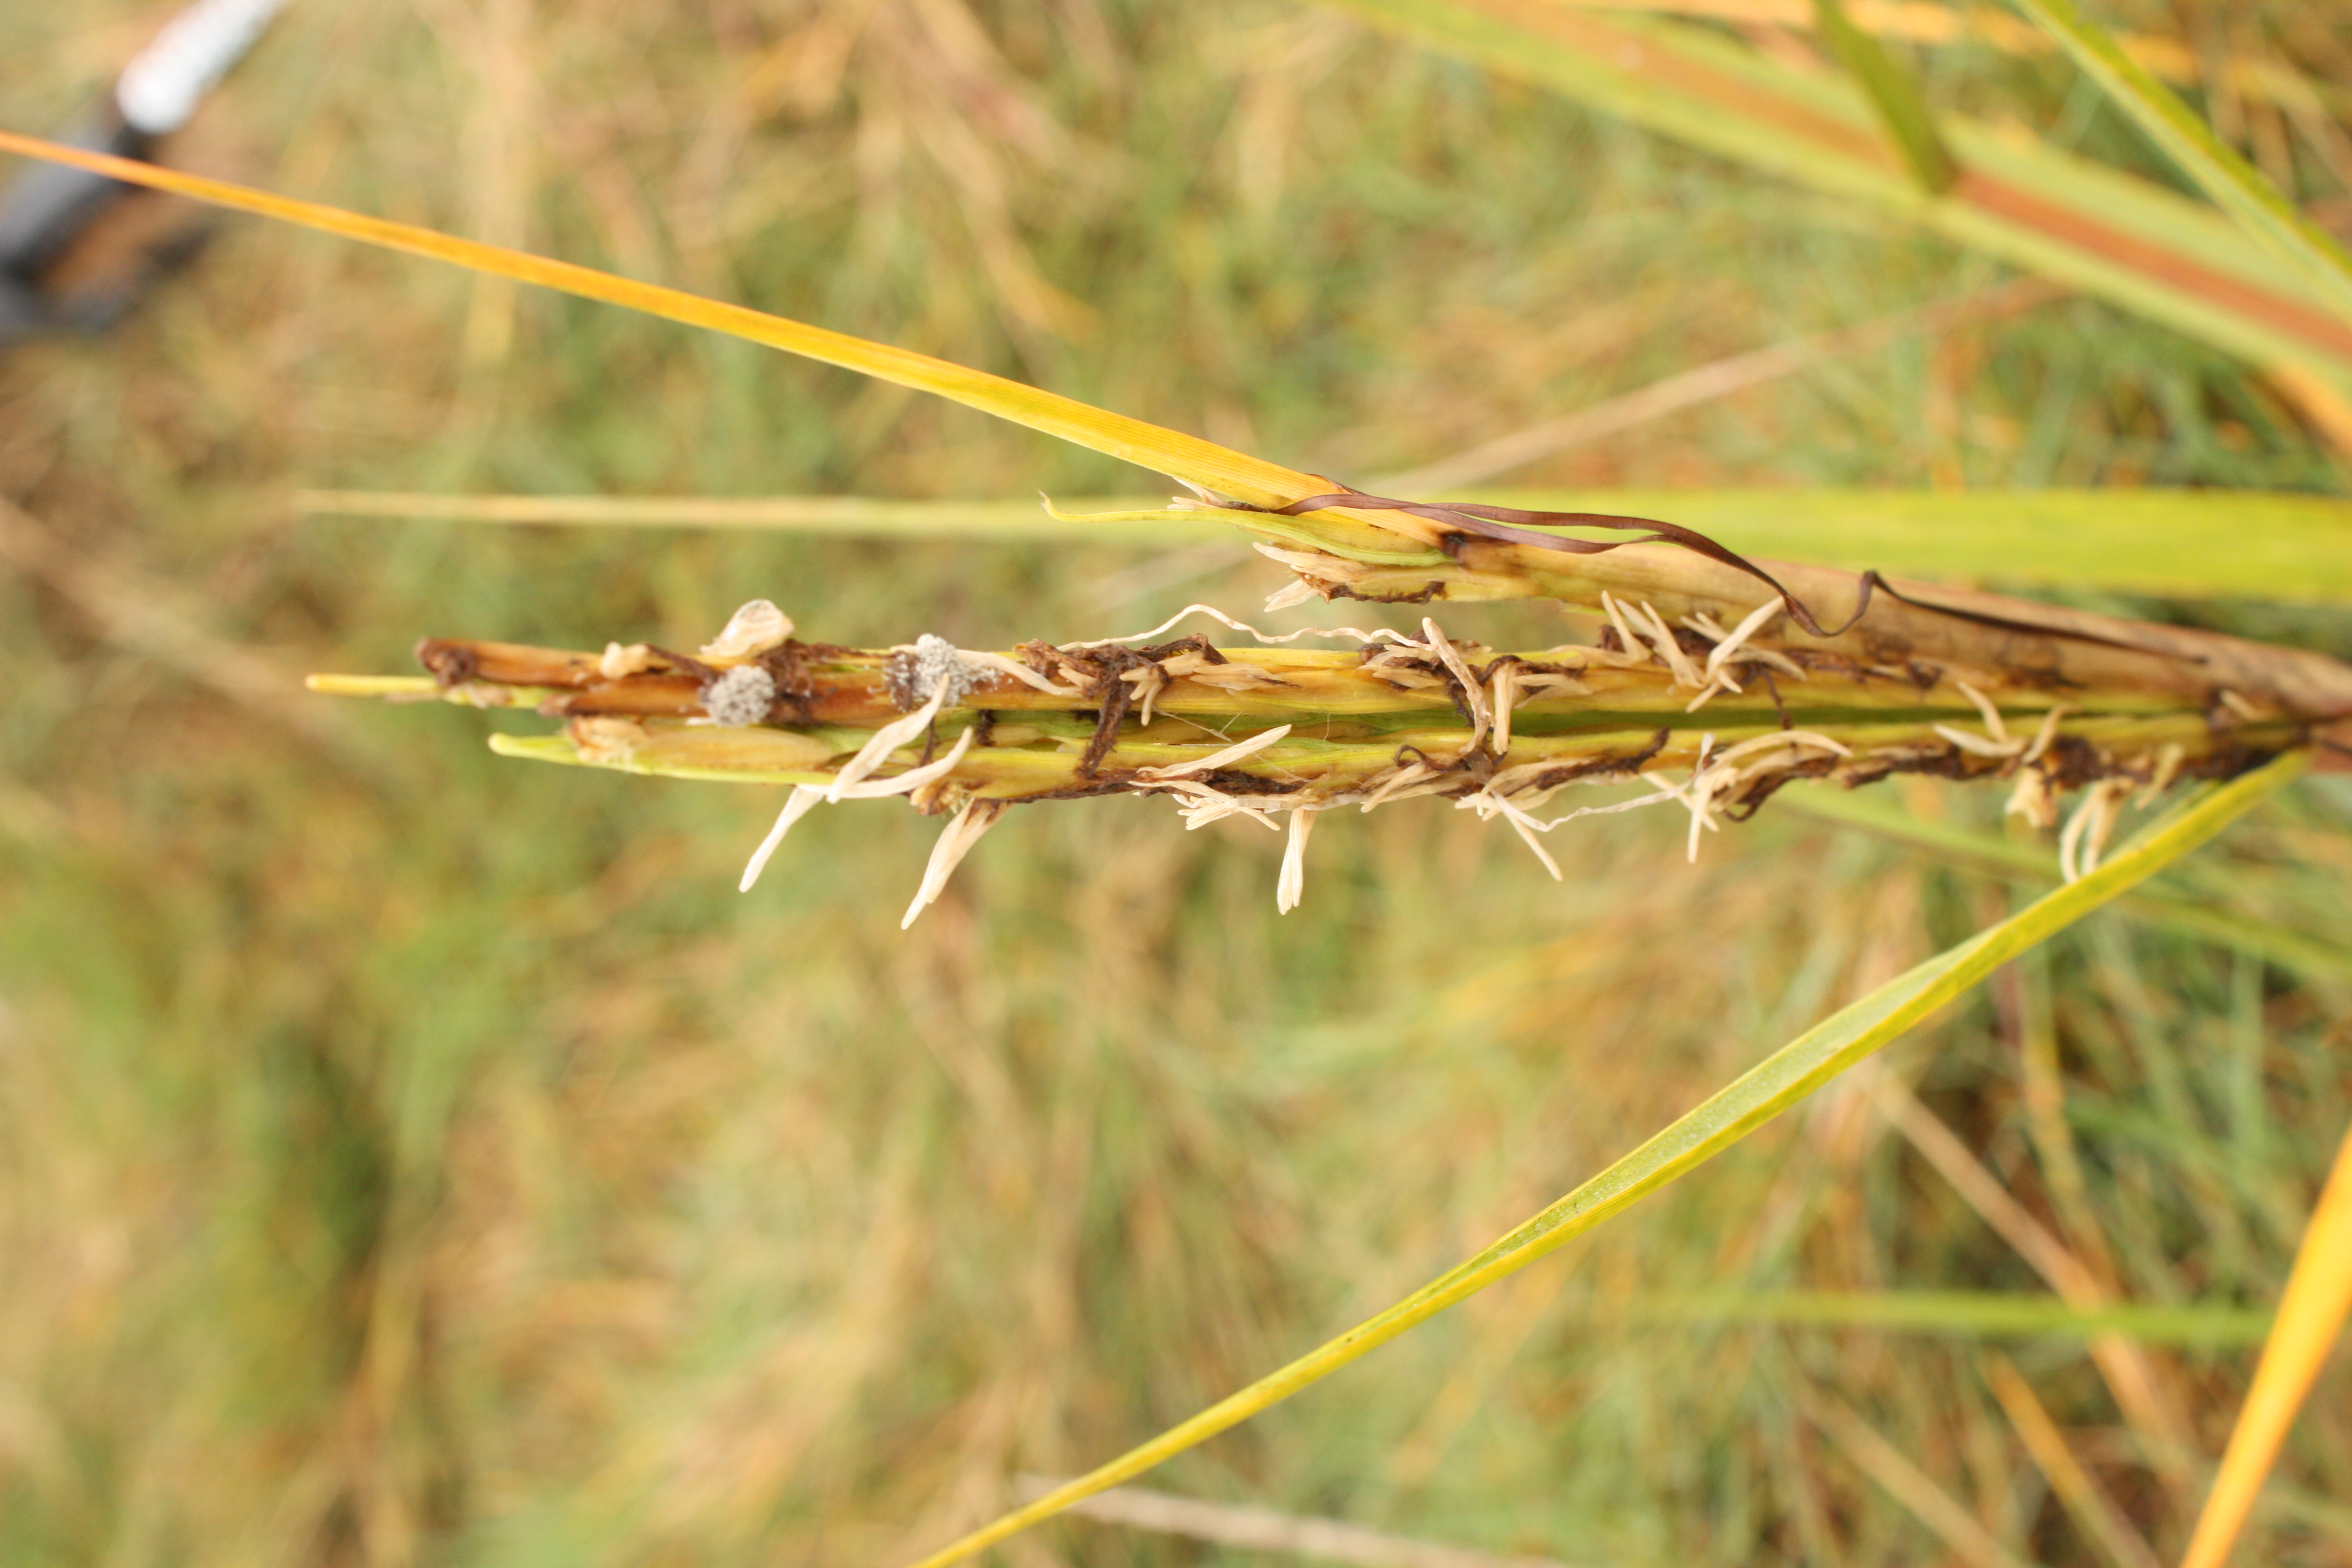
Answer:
[
  {"xmin": 884, "ymin": 633, "xmax": 984, "ymax": 712},
  {"xmin": 700, "ymin": 664, "xmax": 779, "ymax": 728}
]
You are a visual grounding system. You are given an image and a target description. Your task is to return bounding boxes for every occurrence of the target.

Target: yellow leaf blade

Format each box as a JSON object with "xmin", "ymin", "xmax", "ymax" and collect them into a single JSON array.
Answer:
[
  {"xmin": 2178, "ymin": 1118, "xmax": 2352, "ymax": 1568},
  {"xmin": 0, "ymin": 130, "xmax": 1422, "ymax": 545}
]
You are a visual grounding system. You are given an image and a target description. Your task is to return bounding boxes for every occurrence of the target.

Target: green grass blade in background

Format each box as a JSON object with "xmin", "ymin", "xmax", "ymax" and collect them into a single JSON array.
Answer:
[
  {"xmin": 293, "ymin": 487, "xmax": 2352, "ymax": 602},
  {"xmin": 2003, "ymin": 0, "xmax": 2352, "ymax": 328},
  {"xmin": 1640, "ymin": 1289, "xmax": 2273, "ymax": 1346},
  {"xmin": 1811, "ymin": 0, "xmax": 1956, "ymax": 194},
  {"xmin": 1777, "ymin": 790, "xmax": 2352, "ymax": 987},
  {"xmin": 1334, "ymin": 0, "xmax": 2352, "ymax": 401},
  {"xmin": 288, "ymin": 491, "xmax": 1233, "ymax": 544},
  {"xmin": 1464, "ymin": 488, "xmax": 2352, "ymax": 602},
  {"xmin": 901, "ymin": 753, "xmax": 2309, "ymax": 1568}
]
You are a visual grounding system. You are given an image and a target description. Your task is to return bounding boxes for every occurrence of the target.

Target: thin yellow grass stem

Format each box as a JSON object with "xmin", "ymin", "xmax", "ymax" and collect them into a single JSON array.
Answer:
[
  {"xmin": 1867, "ymin": 1070, "xmax": 2196, "ymax": 1473},
  {"xmin": 2176, "ymin": 1117, "xmax": 2352, "ymax": 1568},
  {"xmin": 898, "ymin": 753, "xmax": 2305, "ymax": 1568},
  {"xmin": 1010, "ymin": 1475, "xmax": 1579, "ymax": 1568},
  {"xmin": 1985, "ymin": 1352, "xmax": 2163, "ymax": 1568},
  {"xmin": 290, "ymin": 489, "xmax": 1227, "ymax": 542},
  {"xmin": 1809, "ymin": 1391, "xmax": 2034, "ymax": 1568},
  {"xmin": 306, "ymin": 674, "xmax": 440, "ymax": 698}
]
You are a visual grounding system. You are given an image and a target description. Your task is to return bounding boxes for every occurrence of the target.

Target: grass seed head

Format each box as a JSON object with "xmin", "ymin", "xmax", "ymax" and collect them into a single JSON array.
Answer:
[{"xmin": 336, "ymin": 590, "xmax": 2315, "ymax": 922}]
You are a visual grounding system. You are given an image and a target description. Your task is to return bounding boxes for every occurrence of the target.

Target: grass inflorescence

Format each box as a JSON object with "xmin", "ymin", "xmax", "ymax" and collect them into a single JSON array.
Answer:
[
  {"xmin": 317, "ymin": 574, "xmax": 2323, "ymax": 927},
  {"xmin": 4, "ymin": 1, "xmax": 2352, "ymax": 1565}
]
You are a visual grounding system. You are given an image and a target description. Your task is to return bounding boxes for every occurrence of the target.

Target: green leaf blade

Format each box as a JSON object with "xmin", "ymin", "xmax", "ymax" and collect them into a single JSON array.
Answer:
[
  {"xmin": 901, "ymin": 751, "xmax": 2310, "ymax": 1568},
  {"xmin": 1338, "ymin": 0, "xmax": 2352, "ymax": 391},
  {"xmin": 2003, "ymin": 0, "xmax": 2352, "ymax": 328},
  {"xmin": 1813, "ymin": 0, "xmax": 1958, "ymax": 194}
]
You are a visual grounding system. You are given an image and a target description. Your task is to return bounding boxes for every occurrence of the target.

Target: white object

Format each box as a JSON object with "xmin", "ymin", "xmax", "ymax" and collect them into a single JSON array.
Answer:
[{"xmin": 116, "ymin": 0, "xmax": 287, "ymax": 136}]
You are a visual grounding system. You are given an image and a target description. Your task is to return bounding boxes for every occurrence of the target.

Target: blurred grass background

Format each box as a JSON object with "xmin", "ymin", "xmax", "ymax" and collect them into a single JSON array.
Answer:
[{"xmin": 3, "ymin": 2, "xmax": 2351, "ymax": 1565}]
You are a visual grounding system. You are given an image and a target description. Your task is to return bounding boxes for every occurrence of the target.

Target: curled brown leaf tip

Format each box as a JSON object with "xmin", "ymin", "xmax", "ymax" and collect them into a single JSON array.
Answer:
[
  {"xmin": 1208, "ymin": 484, "xmax": 2181, "ymax": 656},
  {"xmin": 1204, "ymin": 482, "xmax": 1844, "ymax": 631}
]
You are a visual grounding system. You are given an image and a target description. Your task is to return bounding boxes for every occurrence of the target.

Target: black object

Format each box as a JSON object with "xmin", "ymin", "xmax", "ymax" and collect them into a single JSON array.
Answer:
[
  {"xmin": 0, "ymin": 114, "xmax": 164, "ymax": 340},
  {"xmin": 0, "ymin": 116, "xmax": 158, "ymax": 280},
  {"xmin": 0, "ymin": 0, "xmax": 282, "ymax": 345}
]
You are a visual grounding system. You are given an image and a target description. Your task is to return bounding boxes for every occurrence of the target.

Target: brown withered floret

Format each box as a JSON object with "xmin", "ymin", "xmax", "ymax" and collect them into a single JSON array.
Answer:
[{"xmin": 416, "ymin": 638, "xmax": 479, "ymax": 687}]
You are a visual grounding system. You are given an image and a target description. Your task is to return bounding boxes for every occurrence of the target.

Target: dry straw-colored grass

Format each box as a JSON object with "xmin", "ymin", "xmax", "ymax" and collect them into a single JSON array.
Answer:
[{"xmin": 2, "ymin": 3, "xmax": 2351, "ymax": 1567}]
